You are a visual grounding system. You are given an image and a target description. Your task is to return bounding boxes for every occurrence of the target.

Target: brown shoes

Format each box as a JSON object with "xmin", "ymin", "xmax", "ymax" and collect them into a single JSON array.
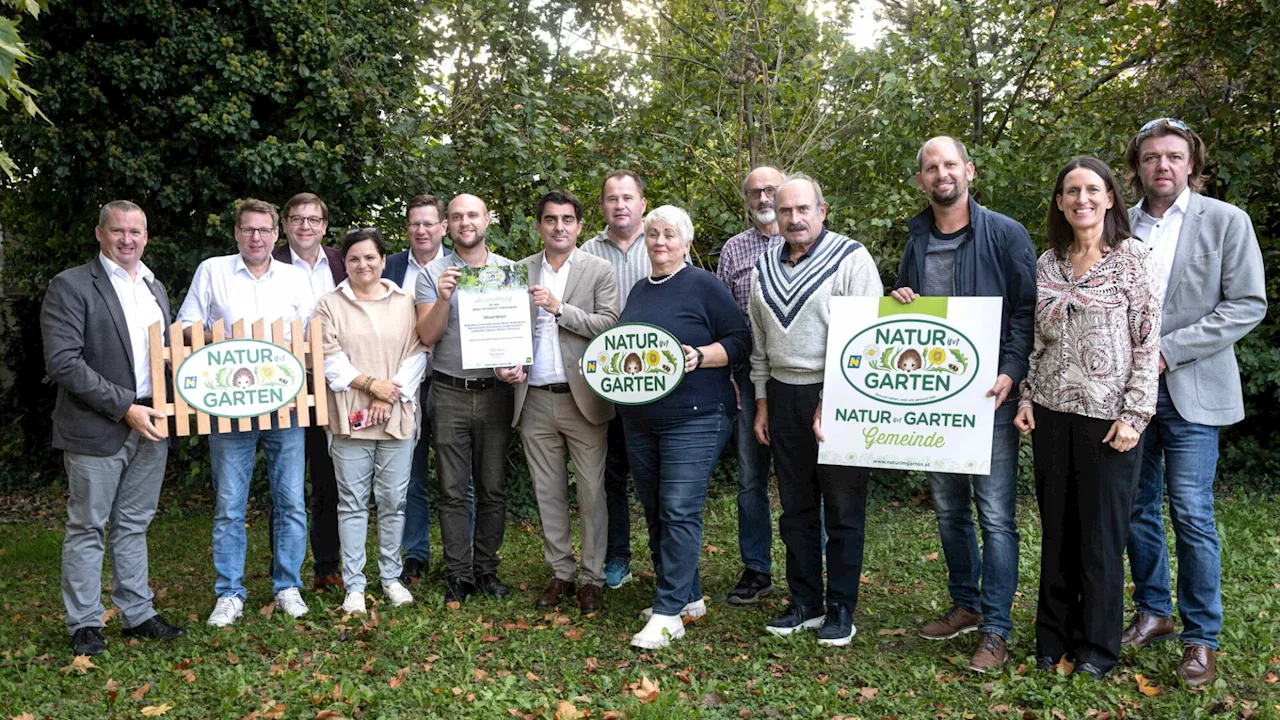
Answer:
[
  {"xmin": 313, "ymin": 572, "xmax": 344, "ymax": 592},
  {"xmin": 968, "ymin": 632, "xmax": 1007, "ymax": 673},
  {"xmin": 919, "ymin": 605, "xmax": 983, "ymax": 640},
  {"xmin": 1176, "ymin": 643, "xmax": 1216, "ymax": 686},
  {"xmin": 536, "ymin": 578, "xmax": 575, "ymax": 608},
  {"xmin": 577, "ymin": 583, "xmax": 603, "ymax": 614},
  {"xmin": 1120, "ymin": 612, "xmax": 1176, "ymax": 649}
]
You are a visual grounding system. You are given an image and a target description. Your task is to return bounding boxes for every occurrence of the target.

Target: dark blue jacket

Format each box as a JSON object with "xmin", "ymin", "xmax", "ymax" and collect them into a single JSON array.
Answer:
[
  {"xmin": 896, "ymin": 197, "xmax": 1037, "ymax": 386},
  {"xmin": 382, "ymin": 247, "xmax": 452, "ymax": 287}
]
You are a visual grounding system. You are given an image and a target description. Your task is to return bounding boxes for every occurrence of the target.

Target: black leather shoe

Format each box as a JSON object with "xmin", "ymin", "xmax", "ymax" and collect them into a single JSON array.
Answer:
[
  {"xmin": 400, "ymin": 558, "xmax": 425, "ymax": 586},
  {"xmin": 815, "ymin": 604, "xmax": 855, "ymax": 647},
  {"xmin": 764, "ymin": 602, "xmax": 825, "ymax": 637},
  {"xmin": 71, "ymin": 627, "xmax": 107, "ymax": 656},
  {"xmin": 476, "ymin": 574, "xmax": 510, "ymax": 598},
  {"xmin": 1074, "ymin": 662, "xmax": 1106, "ymax": 681},
  {"xmin": 726, "ymin": 569, "xmax": 774, "ymax": 605},
  {"xmin": 122, "ymin": 614, "xmax": 186, "ymax": 640},
  {"xmin": 444, "ymin": 576, "xmax": 476, "ymax": 604}
]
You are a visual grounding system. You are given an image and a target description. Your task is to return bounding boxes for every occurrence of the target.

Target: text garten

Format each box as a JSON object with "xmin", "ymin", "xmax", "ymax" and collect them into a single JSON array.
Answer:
[
  {"xmin": 865, "ymin": 371, "xmax": 951, "ymax": 392},
  {"xmin": 203, "ymin": 387, "xmax": 287, "ymax": 408},
  {"xmin": 600, "ymin": 375, "xmax": 667, "ymax": 393}
]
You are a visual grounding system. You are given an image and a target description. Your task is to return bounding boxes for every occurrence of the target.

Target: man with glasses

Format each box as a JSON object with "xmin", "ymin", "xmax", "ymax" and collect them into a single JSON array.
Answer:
[
  {"xmin": 270, "ymin": 192, "xmax": 346, "ymax": 593},
  {"xmin": 1120, "ymin": 119, "xmax": 1267, "ymax": 686},
  {"xmin": 715, "ymin": 166, "xmax": 784, "ymax": 605},
  {"xmin": 178, "ymin": 199, "xmax": 316, "ymax": 627}
]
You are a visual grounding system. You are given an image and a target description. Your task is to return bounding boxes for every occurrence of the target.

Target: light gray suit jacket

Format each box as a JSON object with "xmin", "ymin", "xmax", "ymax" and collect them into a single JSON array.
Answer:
[
  {"xmin": 509, "ymin": 250, "xmax": 619, "ymax": 427},
  {"xmin": 1129, "ymin": 192, "xmax": 1267, "ymax": 426},
  {"xmin": 41, "ymin": 258, "xmax": 172, "ymax": 456}
]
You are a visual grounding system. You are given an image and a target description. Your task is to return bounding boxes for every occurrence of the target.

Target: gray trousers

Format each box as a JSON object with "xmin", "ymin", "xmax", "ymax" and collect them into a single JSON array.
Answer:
[
  {"xmin": 520, "ymin": 388, "xmax": 609, "ymax": 586},
  {"xmin": 62, "ymin": 432, "xmax": 168, "ymax": 634},
  {"xmin": 429, "ymin": 380, "xmax": 513, "ymax": 582},
  {"xmin": 330, "ymin": 435, "xmax": 414, "ymax": 593}
]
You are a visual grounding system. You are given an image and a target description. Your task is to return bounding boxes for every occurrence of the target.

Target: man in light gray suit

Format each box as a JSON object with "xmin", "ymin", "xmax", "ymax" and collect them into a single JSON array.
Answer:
[
  {"xmin": 496, "ymin": 189, "xmax": 619, "ymax": 614},
  {"xmin": 1121, "ymin": 119, "xmax": 1267, "ymax": 686},
  {"xmin": 41, "ymin": 201, "xmax": 186, "ymax": 656}
]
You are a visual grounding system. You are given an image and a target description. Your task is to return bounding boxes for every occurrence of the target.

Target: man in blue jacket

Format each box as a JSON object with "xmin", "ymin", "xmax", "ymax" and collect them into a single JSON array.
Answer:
[{"xmin": 891, "ymin": 136, "xmax": 1037, "ymax": 673}]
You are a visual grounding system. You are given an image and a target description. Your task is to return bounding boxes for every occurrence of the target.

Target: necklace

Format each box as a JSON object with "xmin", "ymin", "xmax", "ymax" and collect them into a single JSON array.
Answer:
[{"xmin": 647, "ymin": 265, "xmax": 685, "ymax": 285}]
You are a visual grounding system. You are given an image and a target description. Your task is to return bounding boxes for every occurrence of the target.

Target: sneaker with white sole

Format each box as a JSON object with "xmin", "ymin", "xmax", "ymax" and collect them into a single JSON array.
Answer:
[
  {"xmin": 341, "ymin": 591, "xmax": 367, "ymax": 615},
  {"xmin": 630, "ymin": 612, "xmax": 685, "ymax": 649},
  {"xmin": 206, "ymin": 596, "xmax": 244, "ymax": 627},
  {"xmin": 383, "ymin": 581, "xmax": 413, "ymax": 607},
  {"xmin": 639, "ymin": 598, "xmax": 708, "ymax": 623},
  {"xmin": 275, "ymin": 587, "xmax": 309, "ymax": 618}
]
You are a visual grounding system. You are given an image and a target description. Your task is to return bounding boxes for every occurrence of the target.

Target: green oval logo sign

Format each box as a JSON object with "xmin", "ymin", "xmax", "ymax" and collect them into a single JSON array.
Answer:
[
  {"xmin": 840, "ymin": 319, "xmax": 980, "ymax": 406},
  {"xmin": 175, "ymin": 339, "xmax": 306, "ymax": 418},
  {"xmin": 582, "ymin": 323, "xmax": 685, "ymax": 406}
]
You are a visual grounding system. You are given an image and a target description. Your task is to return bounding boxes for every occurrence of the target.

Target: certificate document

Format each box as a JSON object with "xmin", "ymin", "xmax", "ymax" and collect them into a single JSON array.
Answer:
[{"xmin": 457, "ymin": 265, "xmax": 534, "ymax": 370}]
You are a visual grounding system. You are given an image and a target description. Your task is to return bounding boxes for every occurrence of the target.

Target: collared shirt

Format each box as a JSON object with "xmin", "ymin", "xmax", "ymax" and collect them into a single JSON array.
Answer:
[
  {"xmin": 528, "ymin": 251, "xmax": 574, "ymax": 386},
  {"xmin": 322, "ymin": 279, "xmax": 425, "ymax": 403},
  {"xmin": 402, "ymin": 246, "xmax": 443, "ymax": 296},
  {"xmin": 580, "ymin": 230, "xmax": 649, "ymax": 309},
  {"xmin": 716, "ymin": 226, "xmax": 779, "ymax": 319},
  {"xmin": 289, "ymin": 246, "xmax": 337, "ymax": 302},
  {"xmin": 1132, "ymin": 186, "xmax": 1191, "ymax": 298},
  {"xmin": 176, "ymin": 254, "xmax": 314, "ymax": 343},
  {"xmin": 99, "ymin": 253, "xmax": 165, "ymax": 398},
  {"xmin": 780, "ymin": 229, "xmax": 827, "ymax": 267},
  {"xmin": 414, "ymin": 248, "xmax": 513, "ymax": 379}
]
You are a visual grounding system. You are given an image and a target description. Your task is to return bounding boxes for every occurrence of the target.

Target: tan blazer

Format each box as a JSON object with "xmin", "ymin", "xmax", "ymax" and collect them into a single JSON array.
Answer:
[{"xmin": 510, "ymin": 249, "xmax": 619, "ymax": 427}]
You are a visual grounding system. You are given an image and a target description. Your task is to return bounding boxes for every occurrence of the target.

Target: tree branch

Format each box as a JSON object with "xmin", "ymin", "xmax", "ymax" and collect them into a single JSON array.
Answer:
[{"xmin": 991, "ymin": 0, "xmax": 1064, "ymax": 145}]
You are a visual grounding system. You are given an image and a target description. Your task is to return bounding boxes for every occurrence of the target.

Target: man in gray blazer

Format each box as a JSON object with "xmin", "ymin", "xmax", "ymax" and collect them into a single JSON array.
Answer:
[
  {"xmin": 41, "ymin": 201, "xmax": 186, "ymax": 655},
  {"xmin": 1121, "ymin": 119, "xmax": 1267, "ymax": 686},
  {"xmin": 496, "ymin": 190, "xmax": 619, "ymax": 613}
]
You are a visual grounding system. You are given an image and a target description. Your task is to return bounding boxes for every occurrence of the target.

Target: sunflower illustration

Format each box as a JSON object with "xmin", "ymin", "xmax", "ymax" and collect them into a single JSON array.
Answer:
[
  {"xmin": 645, "ymin": 349, "xmax": 661, "ymax": 367},
  {"xmin": 259, "ymin": 364, "xmax": 277, "ymax": 381},
  {"xmin": 927, "ymin": 347, "xmax": 947, "ymax": 366}
]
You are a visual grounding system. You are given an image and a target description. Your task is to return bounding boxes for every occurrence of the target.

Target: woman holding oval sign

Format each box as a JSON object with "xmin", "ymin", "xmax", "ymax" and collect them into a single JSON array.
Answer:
[
  {"xmin": 612, "ymin": 205, "xmax": 752, "ymax": 649},
  {"xmin": 314, "ymin": 228, "xmax": 428, "ymax": 615}
]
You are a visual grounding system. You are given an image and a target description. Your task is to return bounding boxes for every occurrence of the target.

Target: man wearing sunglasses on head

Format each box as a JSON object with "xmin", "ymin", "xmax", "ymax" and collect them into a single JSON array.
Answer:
[{"xmin": 1120, "ymin": 118, "xmax": 1267, "ymax": 687}]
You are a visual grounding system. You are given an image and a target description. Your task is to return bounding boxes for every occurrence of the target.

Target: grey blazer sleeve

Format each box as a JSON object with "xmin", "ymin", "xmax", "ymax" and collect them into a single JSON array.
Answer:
[
  {"xmin": 41, "ymin": 273, "xmax": 133, "ymax": 422},
  {"xmin": 558, "ymin": 260, "xmax": 619, "ymax": 340}
]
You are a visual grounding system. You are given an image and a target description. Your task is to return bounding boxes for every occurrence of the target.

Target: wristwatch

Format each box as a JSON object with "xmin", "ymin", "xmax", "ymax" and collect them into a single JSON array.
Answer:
[{"xmin": 693, "ymin": 346, "xmax": 704, "ymax": 369}]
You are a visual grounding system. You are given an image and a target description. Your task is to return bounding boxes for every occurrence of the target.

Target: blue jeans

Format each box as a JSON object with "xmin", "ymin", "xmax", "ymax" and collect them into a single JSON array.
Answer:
[
  {"xmin": 734, "ymin": 367, "xmax": 773, "ymax": 574},
  {"xmin": 927, "ymin": 404, "xmax": 1020, "ymax": 639},
  {"xmin": 1127, "ymin": 378, "xmax": 1223, "ymax": 649},
  {"xmin": 209, "ymin": 422, "xmax": 306, "ymax": 599},
  {"xmin": 401, "ymin": 377, "xmax": 475, "ymax": 565},
  {"xmin": 604, "ymin": 415, "xmax": 632, "ymax": 565},
  {"xmin": 624, "ymin": 409, "xmax": 732, "ymax": 616}
]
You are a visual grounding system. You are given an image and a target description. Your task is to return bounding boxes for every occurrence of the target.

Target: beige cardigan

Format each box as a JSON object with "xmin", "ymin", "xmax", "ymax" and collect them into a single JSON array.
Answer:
[{"xmin": 314, "ymin": 281, "xmax": 427, "ymax": 440}]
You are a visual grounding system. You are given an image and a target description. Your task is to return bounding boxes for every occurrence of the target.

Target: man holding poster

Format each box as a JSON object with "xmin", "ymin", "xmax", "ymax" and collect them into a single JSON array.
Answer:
[
  {"xmin": 415, "ymin": 194, "xmax": 519, "ymax": 603},
  {"xmin": 889, "ymin": 136, "xmax": 1037, "ymax": 672}
]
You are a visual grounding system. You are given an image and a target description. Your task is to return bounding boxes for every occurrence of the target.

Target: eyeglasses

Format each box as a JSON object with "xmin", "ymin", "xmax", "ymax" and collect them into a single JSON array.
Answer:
[
  {"xmin": 1138, "ymin": 118, "xmax": 1190, "ymax": 138},
  {"xmin": 286, "ymin": 215, "xmax": 325, "ymax": 228},
  {"xmin": 238, "ymin": 226, "xmax": 278, "ymax": 238},
  {"xmin": 407, "ymin": 221, "xmax": 442, "ymax": 230},
  {"xmin": 746, "ymin": 185, "xmax": 778, "ymax": 199}
]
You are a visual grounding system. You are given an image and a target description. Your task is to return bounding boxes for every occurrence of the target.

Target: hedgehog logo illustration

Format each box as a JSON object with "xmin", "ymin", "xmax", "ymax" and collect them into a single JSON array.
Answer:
[
  {"xmin": 623, "ymin": 352, "xmax": 644, "ymax": 375},
  {"xmin": 232, "ymin": 367, "xmax": 256, "ymax": 388},
  {"xmin": 896, "ymin": 348, "xmax": 923, "ymax": 373}
]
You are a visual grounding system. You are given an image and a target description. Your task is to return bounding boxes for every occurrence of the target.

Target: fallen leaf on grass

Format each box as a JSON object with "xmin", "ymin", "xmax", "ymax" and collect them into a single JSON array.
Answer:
[
  {"xmin": 922, "ymin": 552, "xmax": 939, "ymax": 562},
  {"xmin": 181, "ymin": 670, "xmax": 196, "ymax": 682},
  {"xmin": 554, "ymin": 701, "xmax": 580, "ymax": 719},
  {"xmin": 877, "ymin": 628, "xmax": 907, "ymax": 636},
  {"xmin": 60, "ymin": 655, "xmax": 96, "ymax": 674},
  {"xmin": 314, "ymin": 711, "xmax": 349, "ymax": 720},
  {"xmin": 1054, "ymin": 656, "xmax": 1075, "ymax": 676},
  {"xmin": 1266, "ymin": 673, "xmax": 1278, "ymax": 684},
  {"xmin": 857, "ymin": 687, "xmax": 879, "ymax": 702},
  {"xmin": 526, "ymin": 671, "xmax": 540, "ymax": 682},
  {"xmin": 564, "ymin": 627, "xmax": 583, "ymax": 641},
  {"xmin": 259, "ymin": 601, "xmax": 277, "ymax": 620},
  {"xmin": 700, "ymin": 691, "xmax": 727, "ymax": 708},
  {"xmin": 584, "ymin": 657, "xmax": 599, "ymax": 672},
  {"xmin": 601, "ymin": 713, "xmax": 623, "ymax": 720},
  {"xmin": 140, "ymin": 704, "xmax": 173, "ymax": 717},
  {"xmin": 552, "ymin": 613, "xmax": 572, "ymax": 627},
  {"xmin": 388, "ymin": 667, "xmax": 408, "ymax": 688},
  {"xmin": 262, "ymin": 703, "xmax": 287, "ymax": 719},
  {"xmin": 101, "ymin": 607, "xmax": 120, "ymax": 625},
  {"xmin": 631, "ymin": 676, "xmax": 660, "ymax": 704},
  {"xmin": 1134, "ymin": 674, "xmax": 1160, "ymax": 697},
  {"xmin": 445, "ymin": 601, "xmax": 462, "ymax": 611},
  {"xmin": 11, "ymin": 713, "xmax": 36, "ymax": 720},
  {"xmin": 482, "ymin": 635, "xmax": 501, "ymax": 643},
  {"xmin": 130, "ymin": 682, "xmax": 153, "ymax": 701}
]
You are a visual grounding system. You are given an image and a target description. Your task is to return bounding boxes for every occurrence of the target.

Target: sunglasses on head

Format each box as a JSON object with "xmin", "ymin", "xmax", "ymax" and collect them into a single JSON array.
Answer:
[{"xmin": 1138, "ymin": 117, "xmax": 1191, "ymax": 138}]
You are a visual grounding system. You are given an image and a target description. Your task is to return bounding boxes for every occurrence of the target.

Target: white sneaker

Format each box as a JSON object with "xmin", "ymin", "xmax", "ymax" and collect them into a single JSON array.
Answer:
[
  {"xmin": 639, "ymin": 597, "xmax": 708, "ymax": 622},
  {"xmin": 275, "ymin": 587, "xmax": 309, "ymax": 618},
  {"xmin": 630, "ymin": 612, "xmax": 685, "ymax": 649},
  {"xmin": 383, "ymin": 581, "xmax": 413, "ymax": 607},
  {"xmin": 206, "ymin": 596, "xmax": 244, "ymax": 627},
  {"xmin": 342, "ymin": 591, "xmax": 367, "ymax": 615}
]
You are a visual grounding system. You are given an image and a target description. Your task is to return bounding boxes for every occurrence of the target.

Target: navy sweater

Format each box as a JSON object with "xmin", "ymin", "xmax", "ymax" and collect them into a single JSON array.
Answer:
[{"xmin": 619, "ymin": 267, "xmax": 751, "ymax": 421}]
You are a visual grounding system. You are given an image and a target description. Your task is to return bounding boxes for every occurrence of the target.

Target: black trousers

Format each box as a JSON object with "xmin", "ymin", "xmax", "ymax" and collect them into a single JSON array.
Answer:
[
  {"xmin": 768, "ymin": 380, "xmax": 868, "ymax": 610},
  {"xmin": 603, "ymin": 415, "xmax": 632, "ymax": 564},
  {"xmin": 1032, "ymin": 404, "xmax": 1143, "ymax": 672},
  {"xmin": 268, "ymin": 406, "xmax": 341, "ymax": 578}
]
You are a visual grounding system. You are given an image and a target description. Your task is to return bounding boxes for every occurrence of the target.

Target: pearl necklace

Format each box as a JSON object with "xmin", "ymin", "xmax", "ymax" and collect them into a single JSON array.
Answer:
[{"xmin": 647, "ymin": 265, "xmax": 685, "ymax": 285}]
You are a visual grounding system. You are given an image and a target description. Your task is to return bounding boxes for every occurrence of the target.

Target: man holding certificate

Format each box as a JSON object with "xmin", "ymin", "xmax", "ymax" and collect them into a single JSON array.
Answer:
[{"xmin": 415, "ymin": 194, "xmax": 520, "ymax": 604}]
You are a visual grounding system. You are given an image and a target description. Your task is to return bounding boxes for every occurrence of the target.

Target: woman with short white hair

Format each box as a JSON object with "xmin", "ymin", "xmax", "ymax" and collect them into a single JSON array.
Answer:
[{"xmin": 617, "ymin": 205, "xmax": 751, "ymax": 649}]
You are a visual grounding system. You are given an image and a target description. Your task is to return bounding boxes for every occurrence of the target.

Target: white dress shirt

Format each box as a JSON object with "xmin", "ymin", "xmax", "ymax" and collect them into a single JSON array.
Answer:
[
  {"xmin": 322, "ymin": 279, "xmax": 426, "ymax": 404},
  {"xmin": 401, "ymin": 247, "xmax": 442, "ymax": 296},
  {"xmin": 99, "ymin": 253, "xmax": 165, "ymax": 398},
  {"xmin": 528, "ymin": 251, "xmax": 574, "ymax": 386},
  {"xmin": 289, "ymin": 246, "xmax": 337, "ymax": 302},
  {"xmin": 176, "ymin": 254, "xmax": 314, "ymax": 343},
  {"xmin": 1132, "ymin": 186, "xmax": 1191, "ymax": 298}
]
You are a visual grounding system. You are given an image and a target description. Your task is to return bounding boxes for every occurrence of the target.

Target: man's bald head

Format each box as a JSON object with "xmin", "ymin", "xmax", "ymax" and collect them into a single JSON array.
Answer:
[{"xmin": 447, "ymin": 193, "xmax": 491, "ymax": 250}]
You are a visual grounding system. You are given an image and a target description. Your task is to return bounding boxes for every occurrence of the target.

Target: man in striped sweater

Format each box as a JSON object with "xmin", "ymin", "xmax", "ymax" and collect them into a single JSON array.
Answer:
[{"xmin": 750, "ymin": 174, "xmax": 883, "ymax": 647}]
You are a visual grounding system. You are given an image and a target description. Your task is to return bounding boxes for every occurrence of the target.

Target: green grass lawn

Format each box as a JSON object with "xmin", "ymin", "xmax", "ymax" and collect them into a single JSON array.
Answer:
[{"xmin": 1, "ymin": 488, "xmax": 1278, "ymax": 719}]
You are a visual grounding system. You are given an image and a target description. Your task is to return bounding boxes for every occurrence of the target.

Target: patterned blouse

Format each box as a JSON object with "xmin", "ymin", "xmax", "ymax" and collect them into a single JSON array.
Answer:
[{"xmin": 1018, "ymin": 238, "xmax": 1162, "ymax": 433}]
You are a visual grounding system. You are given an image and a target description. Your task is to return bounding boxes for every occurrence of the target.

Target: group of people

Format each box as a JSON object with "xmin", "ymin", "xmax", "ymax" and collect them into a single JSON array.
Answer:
[{"xmin": 44, "ymin": 119, "xmax": 1265, "ymax": 690}]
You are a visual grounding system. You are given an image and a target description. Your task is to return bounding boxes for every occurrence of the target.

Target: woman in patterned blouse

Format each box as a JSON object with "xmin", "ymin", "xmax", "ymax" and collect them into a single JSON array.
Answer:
[{"xmin": 1014, "ymin": 156, "xmax": 1162, "ymax": 680}]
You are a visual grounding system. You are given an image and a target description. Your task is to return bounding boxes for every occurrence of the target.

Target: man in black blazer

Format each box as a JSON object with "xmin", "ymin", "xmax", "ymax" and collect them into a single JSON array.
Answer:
[
  {"xmin": 270, "ymin": 192, "xmax": 347, "ymax": 591},
  {"xmin": 41, "ymin": 201, "xmax": 185, "ymax": 656}
]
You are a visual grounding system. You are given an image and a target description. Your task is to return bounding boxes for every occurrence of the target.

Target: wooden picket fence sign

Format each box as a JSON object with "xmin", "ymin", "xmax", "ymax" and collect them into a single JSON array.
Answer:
[{"xmin": 145, "ymin": 317, "xmax": 328, "ymax": 437}]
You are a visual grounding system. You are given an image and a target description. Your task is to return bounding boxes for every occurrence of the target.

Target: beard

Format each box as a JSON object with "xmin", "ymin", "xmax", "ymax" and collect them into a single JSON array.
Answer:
[
  {"xmin": 929, "ymin": 180, "xmax": 966, "ymax": 206},
  {"xmin": 752, "ymin": 208, "xmax": 777, "ymax": 225},
  {"xmin": 451, "ymin": 228, "xmax": 486, "ymax": 250}
]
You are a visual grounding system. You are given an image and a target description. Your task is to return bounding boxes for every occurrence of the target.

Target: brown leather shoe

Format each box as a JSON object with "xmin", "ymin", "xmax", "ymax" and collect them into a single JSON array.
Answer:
[
  {"xmin": 1120, "ymin": 612, "xmax": 1176, "ymax": 649},
  {"xmin": 536, "ymin": 578, "xmax": 575, "ymax": 608},
  {"xmin": 919, "ymin": 605, "xmax": 983, "ymax": 640},
  {"xmin": 577, "ymin": 583, "xmax": 603, "ymax": 614},
  {"xmin": 1176, "ymin": 643, "xmax": 1216, "ymax": 687},
  {"xmin": 968, "ymin": 632, "xmax": 1007, "ymax": 673},
  {"xmin": 313, "ymin": 572, "xmax": 344, "ymax": 592}
]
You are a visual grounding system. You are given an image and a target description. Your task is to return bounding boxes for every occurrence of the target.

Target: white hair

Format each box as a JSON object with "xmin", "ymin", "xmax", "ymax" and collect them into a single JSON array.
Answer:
[{"xmin": 643, "ymin": 205, "xmax": 695, "ymax": 248}]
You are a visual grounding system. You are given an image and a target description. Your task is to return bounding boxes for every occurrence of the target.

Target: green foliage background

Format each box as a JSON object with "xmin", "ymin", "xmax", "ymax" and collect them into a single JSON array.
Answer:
[{"xmin": 0, "ymin": 0, "xmax": 1276, "ymax": 498}]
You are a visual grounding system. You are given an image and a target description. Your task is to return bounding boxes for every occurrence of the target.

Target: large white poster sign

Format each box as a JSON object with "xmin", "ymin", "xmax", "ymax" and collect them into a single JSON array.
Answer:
[
  {"xmin": 457, "ymin": 265, "xmax": 535, "ymax": 370},
  {"xmin": 818, "ymin": 296, "xmax": 1002, "ymax": 473}
]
